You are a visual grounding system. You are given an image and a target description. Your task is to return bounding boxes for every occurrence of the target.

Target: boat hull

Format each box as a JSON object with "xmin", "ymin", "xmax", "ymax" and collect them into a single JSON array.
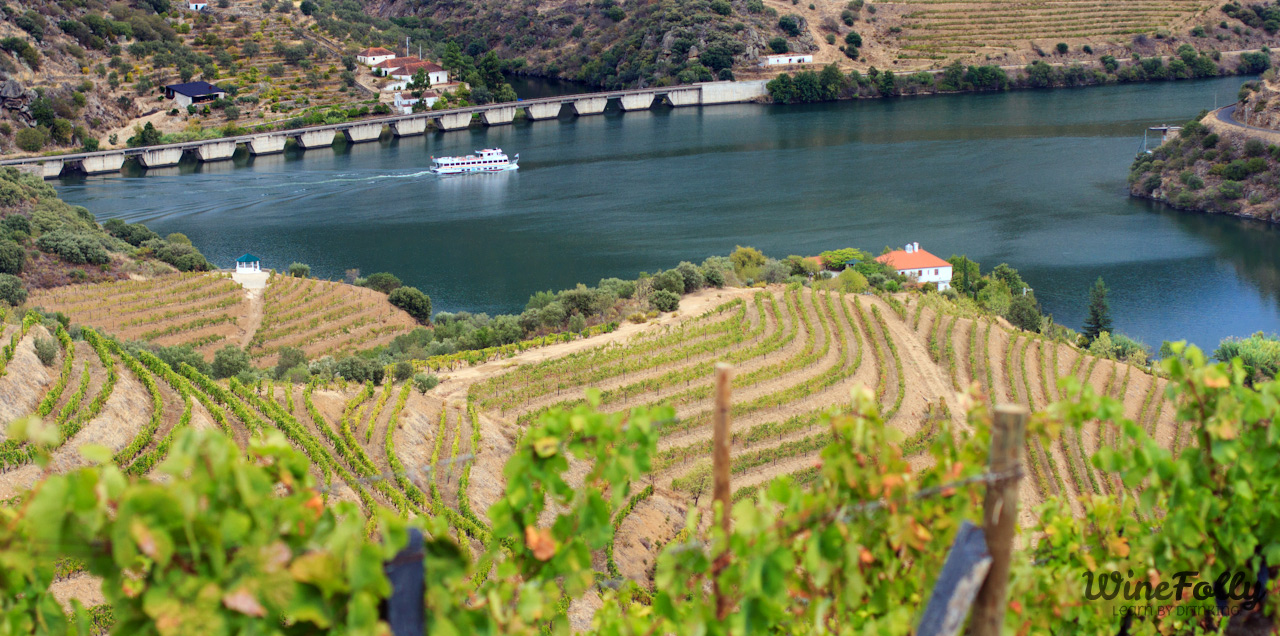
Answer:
[{"xmin": 429, "ymin": 162, "xmax": 519, "ymax": 175}]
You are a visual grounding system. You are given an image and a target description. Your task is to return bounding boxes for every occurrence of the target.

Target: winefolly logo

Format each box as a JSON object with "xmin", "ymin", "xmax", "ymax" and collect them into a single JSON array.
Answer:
[{"xmin": 1084, "ymin": 569, "xmax": 1268, "ymax": 617}]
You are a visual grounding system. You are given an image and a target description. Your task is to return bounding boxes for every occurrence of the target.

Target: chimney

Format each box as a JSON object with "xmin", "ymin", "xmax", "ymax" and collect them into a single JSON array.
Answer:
[
  {"xmin": 913, "ymin": 242, "xmax": 920, "ymax": 252},
  {"xmin": 905, "ymin": 243, "xmax": 913, "ymax": 253}
]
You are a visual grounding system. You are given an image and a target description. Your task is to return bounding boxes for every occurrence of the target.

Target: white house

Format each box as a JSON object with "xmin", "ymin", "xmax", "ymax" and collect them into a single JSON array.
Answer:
[
  {"xmin": 392, "ymin": 90, "xmax": 438, "ymax": 114},
  {"xmin": 164, "ymin": 81, "xmax": 226, "ymax": 108},
  {"xmin": 390, "ymin": 61, "xmax": 448, "ymax": 87},
  {"xmin": 187, "ymin": 0, "xmax": 208, "ymax": 10},
  {"xmin": 235, "ymin": 253, "xmax": 261, "ymax": 273},
  {"xmin": 761, "ymin": 54, "xmax": 814, "ymax": 67},
  {"xmin": 875, "ymin": 242, "xmax": 953, "ymax": 290},
  {"xmin": 356, "ymin": 47, "xmax": 396, "ymax": 66}
]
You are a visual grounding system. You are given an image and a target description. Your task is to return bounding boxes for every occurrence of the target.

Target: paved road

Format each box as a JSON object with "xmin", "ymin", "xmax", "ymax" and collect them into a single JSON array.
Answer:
[{"xmin": 1214, "ymin": 104, "xmax": 1276, "ymax": 133}]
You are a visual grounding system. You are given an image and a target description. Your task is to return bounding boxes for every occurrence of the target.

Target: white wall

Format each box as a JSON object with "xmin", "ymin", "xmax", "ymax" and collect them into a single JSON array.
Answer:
[{"xmin": 901, "ymin": 266, "xmax": 952, "ymax": 290}]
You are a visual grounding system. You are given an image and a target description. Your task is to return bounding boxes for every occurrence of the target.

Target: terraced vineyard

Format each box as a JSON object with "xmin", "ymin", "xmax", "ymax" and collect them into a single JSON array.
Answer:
[
  {"xmin": 27, "ymin": 273, "xmax": 250, "ymax": 356},
  {"xmin": 248, "ymin": 274, "xmax": 418, "ymax": 366},
  {"xmin": 885, "ymin": 0, "xmax": 1215, "ymax": 57},
  {"xmin": 26, "ymin": 272, "xmax": 418, "ymax": 367},
  {"xmin": 0, "ymin": 284, "xmax": 1185, "ymax": 602}
]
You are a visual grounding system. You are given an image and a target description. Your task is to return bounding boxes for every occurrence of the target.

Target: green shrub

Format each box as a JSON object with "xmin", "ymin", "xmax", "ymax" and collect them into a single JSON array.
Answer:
[
  {"xmin": 362, "ymin": 272, "xmax": 402, "ymax": 294},
  {"xmin": 36, "ymin": 229, "xmax": 110, "ymax": 265},
  {"xmin": 392, "ymin": 360, "xmax": 413, "ymax": 382},
  {"xmin": 652, "ymin": 269, "xmax": 685, "ymax": 294},
  {"xmin": 0, "ymin": 273, "xmax": 26, "ymax": 306},
  {"xmin": 650, "ymin": 289, "xmax": 680, "ymax": 312},
  {"xmin": 1056, "ymin": 42, "xmax": 1068, "ymax": 54},
  {"xmin": 845, "ymin": 31, "xmax": 862, "ymax": 48},
  {"xmin": 389, "ymin": 286, "xmax": 432, "ymax": 323},
  {"xmin": 33, "ymin": 336, "xmax": 56, "ymax": 366},
  {"xmin": 1214, "ymin": 332, "xmax": 1280, "ymax": 381},
  {"xmin": 211, "ymin": 345, "xmax": 250, "ymax": 379},
  {"xmin": 769, "ymin": 37, "xmax": 789, "ymax": 54},
  {"xmin": 102, "ymin": 218, "xmax": 159, "ymax": 247},
  {"xmin": 1219, "ymin": 180, "xmax": 1244, "ymax": 199},
  {"xmin": 0, "ymin": 240, "xmax": 23, "ymax": 274},
  {"xmin": 14, "ymin": 126, "xmax": 47, "ymax": 152},
  {"xmin": 287, "ymin": 262, "xmax": 310, "ymax": 278},
  {"xmin": 412, "ymin": 372, "xmax": 439, "ymax": 393},
  {"xmin": 140, "ymin": 238, "xmax": 210, "ymax": 272}
]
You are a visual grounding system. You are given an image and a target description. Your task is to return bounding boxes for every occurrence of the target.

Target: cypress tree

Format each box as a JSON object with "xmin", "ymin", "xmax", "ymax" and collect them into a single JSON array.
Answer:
[{"xmin": 1083, "ymin": 277, "xmax": 1112, "ymax": 342}]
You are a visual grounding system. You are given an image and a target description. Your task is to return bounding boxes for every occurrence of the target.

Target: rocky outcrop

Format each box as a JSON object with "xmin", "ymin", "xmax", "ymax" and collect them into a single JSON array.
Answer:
[{"xmin": 0, "ymin": 79, "xmax": 37, "ymax": 127}]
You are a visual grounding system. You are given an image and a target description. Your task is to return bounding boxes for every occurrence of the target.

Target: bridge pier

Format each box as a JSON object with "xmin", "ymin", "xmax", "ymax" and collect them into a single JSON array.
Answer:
[
  {"xmin": 665, "ymin": 88, "xmax": 701, "ymax": 107},
  {"xmin": 434, "ymin": 113, "xmax": 472, "ymax": 131},
  {"xmin": 77, "ymin": 154, "xmax": 124, "ymax": 175},
  {"xmin": 247, "ymin": 134, "xmax": 286, "ymax": 155},
  {"xmin": 619, "ymin": 94, "xmax": 655, "ymax": 111},
  {"xmin": 481, "ymin": 106, "xmax": 517, "ymax": 126},
  {"xmin": 343, "ymin": 123, "xmax": 383, "ymax": 143},
  {"xmin": 29, "ymin": 160, "xmax": 64, "ymax": 179},
  {"xmin": 138, "ymin": 148, "xmax": 183, "ymax": 168},
  {"xmin": 700, "ymin": 80, "xmax": 769, "ymax": 104},
  {"xmin": 195, "ymin": 140, "xmax": 237, "ymax": 162},
  {"xmin": 296, "ymin": 130, "xmax": 336, "ymax": 149},
  {"xmin": 524, "ymin": 103, "xmax": 562, "ymax": 120},
  {"xmin": 390, "ymin": 118, "xmax": 428, "ymax": 136},
  {"xmin": 572, "ymin": 97, "xmax": 608, "ymax": 116}
]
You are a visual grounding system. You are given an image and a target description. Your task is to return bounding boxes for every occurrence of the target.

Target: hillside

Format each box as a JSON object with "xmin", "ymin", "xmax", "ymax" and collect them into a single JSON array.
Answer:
[
  {"xmin": 0, "ymin": 280, "xmax": 1181, "ymax": 621},
  {"xmin": 345, "ymin": 0, "xmax": 1278, "ymax": 86},
  {"xmin": 1129, "ymin": 79, "xmax": 1280, "ymax": 222}
]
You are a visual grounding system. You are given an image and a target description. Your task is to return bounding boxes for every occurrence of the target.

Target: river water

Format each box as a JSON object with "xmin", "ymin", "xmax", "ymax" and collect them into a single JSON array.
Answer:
[{"xmin": 52, "ymin": 76, "xmax": 1278, "ymax": 351}]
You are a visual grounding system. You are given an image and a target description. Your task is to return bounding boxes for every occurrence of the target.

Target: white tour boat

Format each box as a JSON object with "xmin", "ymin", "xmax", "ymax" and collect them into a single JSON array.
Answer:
[{"xmin": 429, "ymin": 148, "xmax": 519, "ymax": 175}]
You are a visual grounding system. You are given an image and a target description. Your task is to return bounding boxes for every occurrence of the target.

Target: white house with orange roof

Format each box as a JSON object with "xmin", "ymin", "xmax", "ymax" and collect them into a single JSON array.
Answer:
[
  {"xmin": 356, "ymin": 47, "xmax": 396, "ymax": 66},
  {"xmin": 875, "ymin": 242, "xmax": 952, "ymax": 290}
]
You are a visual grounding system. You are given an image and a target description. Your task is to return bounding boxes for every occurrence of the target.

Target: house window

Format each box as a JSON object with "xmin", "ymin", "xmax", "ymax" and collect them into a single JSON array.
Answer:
[{"xmin": 934, "ymin": 269, "xmax": 939, "ymax": 275}]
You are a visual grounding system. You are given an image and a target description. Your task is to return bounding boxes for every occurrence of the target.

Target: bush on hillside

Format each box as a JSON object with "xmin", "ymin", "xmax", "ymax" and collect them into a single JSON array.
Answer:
[
  {"xmin": 598, "ymin": 277, "xmax": 636, "ymax": 299},
  {"xmin": 33, "ymin": 336, "xmax": 56, "ymax": 366},
  {"xmin": 389, "ymin": 286, "xmax": 432, "ymax": 323},
  {"xmin": 150, "ymin": 343, "xmax": 211, "ymax": 377},
  {"xmin": 0, "ymin": 273, "xmax": 24, "ymax": 306},
  {"xmin": 102, "ymin": 218, "xmax": 159, "ymax": 246},
  {"xmin": 36, "ymin": 229, "xmax": 110, "ymax": 265},
  {"xmin": 1213, "ymin": 332, "xmax": 1280, "ymax": 382},
  {"xmin": 140, "ymin": 238, "xmax": 210, "ymax": 272},
  {"xmin": 274, "ymin": 347, "xmax": 307, "ymax": 380},
  {"xmin": 392, "ymin": 360, "xmax": 413, "ymax": 382},
  {"xmin": 211, "ymin": 345, "xmax": 250, "ymax": 379},
  {"xmin": 650, "ymin": 289, "xmax": 680, "ymax": 312},
  {"xmin": 0, "ymin": 240, "xmax": 24, "ymax": 275},
  {"xmin": 1005, "ymin": 293, "xmax": 1043, "ymax": 332},
  {"xmin": 675, "ymin": 261, "xmax": 705, "ymax": 293},
  {"xmin": 361, "ymin": 272, "xmax": 402, "ymax": 294},
  {"xmin": 287, "ymin": 262, "xmax": 310, "ymax": 278},
  {"xmin": 652, "ymin": 269, "xmax": 685, "ymax": 295},
  {"xmin": 412, "ymin": 372, "xmax": 439, "ymax": 393},
  {"xmin": 336, "ymin": 355, "xmax": 384, "ymax": 384}
]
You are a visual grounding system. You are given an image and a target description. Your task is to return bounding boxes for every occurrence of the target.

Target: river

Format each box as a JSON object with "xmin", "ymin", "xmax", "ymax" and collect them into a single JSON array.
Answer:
[{"xmin": 52, "ymin": 76, "xmax": 1278, "ymax": 351}]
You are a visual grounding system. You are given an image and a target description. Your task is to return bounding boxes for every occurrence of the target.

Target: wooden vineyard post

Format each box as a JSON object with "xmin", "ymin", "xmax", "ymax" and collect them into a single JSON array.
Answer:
[
  {"xmin": 971, "ymin": 405, "xmax": 1028, "ymax": 636},
  {"xmin": 711, "ymin": 362, "xmax": 733, "ymax": 621}
]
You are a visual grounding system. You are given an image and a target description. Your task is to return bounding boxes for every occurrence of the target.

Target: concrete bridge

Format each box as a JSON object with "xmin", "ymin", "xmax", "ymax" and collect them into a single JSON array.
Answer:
[{"xmin": 2, "ymin": 80, "xmax": 768, "ymax": 179}]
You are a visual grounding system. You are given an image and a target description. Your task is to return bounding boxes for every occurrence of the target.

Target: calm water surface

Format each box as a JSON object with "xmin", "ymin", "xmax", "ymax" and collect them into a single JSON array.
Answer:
[{"xmin": 54, "ymin": 76, "xmax": 1278, "ymax": 350}]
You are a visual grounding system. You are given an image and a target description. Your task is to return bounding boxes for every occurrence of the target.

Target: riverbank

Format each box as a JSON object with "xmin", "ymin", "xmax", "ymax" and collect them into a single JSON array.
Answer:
[{"xmin": 1128, "ymin": 76, "xmax": 1280, "ymax": 224}]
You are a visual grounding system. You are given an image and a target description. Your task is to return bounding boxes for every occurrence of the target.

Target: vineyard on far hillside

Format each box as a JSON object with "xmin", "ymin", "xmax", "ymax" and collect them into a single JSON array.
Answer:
[
  {"xmin": 883, "ymin": 0, "xmax": 1214, "ymax": 58},
  {"xmin": 27, "ymin": 272, "xmax": 249, "ymax": 355},
  {"xmin": 25, "ymin": 271, "xmax": 418, "ymax": 366}
]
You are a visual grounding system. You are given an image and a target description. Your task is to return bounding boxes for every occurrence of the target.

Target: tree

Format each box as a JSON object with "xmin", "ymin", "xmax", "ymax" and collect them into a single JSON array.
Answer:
[
  {"xmin": 836, "ymin": 269, "xmax": 867, "ymax": 293},
  {"xmin": 287, "ymin": 262, "xmax": 310, "ymax": 278},
  {"xmin": 650, "ymin": 289, "xmax": 679, "ymax": 312},
  {"xmin": 1006, "ymin": 294, "xmax": 1042, "ymax": 332},
  {"xmin": 392, "ymin": 361, "xmax": 413, "ymax": 382},
  {"xmin": 778, "ymin": 14, "xmax": 802, "ymax": 36},
  {"xmin": 274, "ymin": 347, "xmax": 306, "ymax": 379},
  {"xmin": 0, "ymin": 273, "xmax": 24, "ymax": 306},
  {"xmin": 730, "ymin": 245, "xmax": 766, "ymax": 277},
  {"xmin": 977, "ymin": 279, "xmax": 1011, "ymax": 315},
  {"xmin": 127, "ymin": 122, "xmax": 163, "ymax": 147},
  {"xmin": 652, "ymin": 270, "xmax": 685, "ymax": 295},
  {"xmin": 362, "ymin": 272, "xmax": 402, "ymax": 294},
  {"xmin": 0, "ymin": 240, "xmax": 24, "ymax": 275},
  {"xmin": 389, "ymin": 286, "xmax": 432, "ymax": 323},
  {"xmin": 947, "ymin": 255, "xmax": 980, "ymax": 297},
  {"xmin": 768, "ymin": 37, "xmax": 789, "ymax": 54},
  {"xmin": 14, "ymin": 127, "xmax": 46, "ymax": 152},
  {"xmin": 675, "ymin": 261, "xmax": 705, "ymax": 293},
  {"xmin": 1083, "ymin": 277, "xmax": 1112, "ymax": 342},
  {"xmin": 211, "ymin": 345, "xmax": 250, "ymax": 379}
]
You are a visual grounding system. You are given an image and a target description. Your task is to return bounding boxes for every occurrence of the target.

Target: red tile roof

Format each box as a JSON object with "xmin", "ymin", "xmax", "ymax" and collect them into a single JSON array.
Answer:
[
  {"xmin": 875, "ymin": 248, "xmax": 951, "ymax": 271},
  {"xmin": 359, "ymin": 47, "xmax": 394, "ymax": 57},
  {"xmin": 373, "ymin": 56, "xmax": 423, "ymax": 69},
  {"xmin": 394, "ymin": 61, "xmax": 445, "ymax": 75}
]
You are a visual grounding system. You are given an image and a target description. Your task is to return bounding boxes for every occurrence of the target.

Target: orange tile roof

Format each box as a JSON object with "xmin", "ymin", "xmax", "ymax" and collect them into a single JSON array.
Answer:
[
  {"xmin": 875, "ymin": 248, "xmax": 951, "ymax": 271},
  {"xmin": 373, "ymin": 56, "xmax": 423, "ymax": 69},
  {"xmin": 359, "ymin": 47, "xmax": 394, "ymax": 56},
  {"xmin": 395, "ymin": 61, "xmax": 445, "ymax": 75}
]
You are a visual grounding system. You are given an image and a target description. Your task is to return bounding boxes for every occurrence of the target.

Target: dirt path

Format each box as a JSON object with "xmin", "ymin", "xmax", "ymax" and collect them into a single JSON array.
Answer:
[
  {"xmin": 0, "ymin": 326, "xmax": 55, "ymax": 426},
  {"xmin": 865, "ymin": 295, "xmax": 960, "ymax": 431},
  {"xmin": 237, "ymin": 287, "xmax": 266, "ymax": 349}
]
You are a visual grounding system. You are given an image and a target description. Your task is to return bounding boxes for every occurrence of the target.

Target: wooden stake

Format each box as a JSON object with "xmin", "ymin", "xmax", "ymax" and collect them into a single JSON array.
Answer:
[
  {"xmin": 711, "ymin": 362, "xmax": 733, "ymax": 621},
  {"xmin": 971, "ymin": 404, "xmax": 1028, "ymax": 636}
]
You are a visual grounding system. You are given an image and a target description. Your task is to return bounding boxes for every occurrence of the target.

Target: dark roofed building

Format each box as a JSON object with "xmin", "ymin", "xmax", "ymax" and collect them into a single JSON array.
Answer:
[{"xmin": 163, "ymin": 81, "xmax": 227, "ymax": 108}]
